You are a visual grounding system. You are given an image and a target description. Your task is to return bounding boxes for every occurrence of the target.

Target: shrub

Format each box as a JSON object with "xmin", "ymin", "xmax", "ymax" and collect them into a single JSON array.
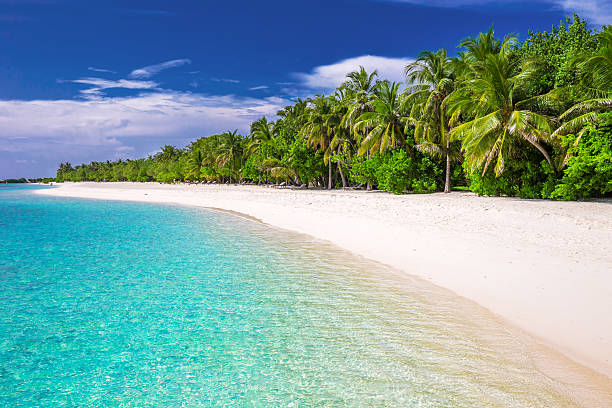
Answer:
[
  {"xmin": 375, "ymin": 150, "xmax": 413, "ymax": 194},
  {"xmin": 465, "ymin": 158, "xmax": 558, "ymax": 199},
  {"xmin": 551, "ymin": 112, "xmax": 612, "ymax": 200}
]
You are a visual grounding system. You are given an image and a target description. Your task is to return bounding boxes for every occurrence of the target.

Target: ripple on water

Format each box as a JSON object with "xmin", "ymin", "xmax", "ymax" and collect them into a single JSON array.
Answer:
[{"xmin": 0, "ymin": 186, "xmax": 611, "ymax": 407}]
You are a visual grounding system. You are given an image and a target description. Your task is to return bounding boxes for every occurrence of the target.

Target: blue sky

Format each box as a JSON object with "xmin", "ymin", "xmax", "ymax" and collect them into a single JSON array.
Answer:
[{"xmin": 1, "ymin": 0, "xmax": 609, "ymax": 177}]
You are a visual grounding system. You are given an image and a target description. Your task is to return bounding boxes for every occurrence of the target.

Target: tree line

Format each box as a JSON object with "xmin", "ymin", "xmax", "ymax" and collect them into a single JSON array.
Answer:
[{"xmin": 56, "ymin": 16, "xmax": 611, "ymax": 200}]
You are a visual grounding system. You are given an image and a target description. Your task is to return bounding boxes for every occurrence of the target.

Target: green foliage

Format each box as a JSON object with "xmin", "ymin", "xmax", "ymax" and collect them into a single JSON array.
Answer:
[
  {"xmin": 465, "ymin": 158, "xmax": 557, "ymax": 199},
  {"xmin": 52, "ymin": 17, "xmax": 606, "ymax": 201},
  {"xmin": 375, "ymin": 150, "xmax": 413, "ymax": 194},
  {"xmin": 551, "ymin": 112, "xmax": 612, "ymax": 200},
  {"xmin": 286, "ymin": 138, "xmax": 325, "ymax": 185},
  {"xmin": 350, "ymin": 150, "xmax": 444, "ymax": 194},
  {"xmin": 512, "ymin": 14, "xmax": 598, "ymax": 95},
  {"xmin": 350, "ymin": 155, "xmax": 380, "ymax": 187},
  {"xmin": 412, "ymin": 157, "xmax": 443, "ymax": 193}
]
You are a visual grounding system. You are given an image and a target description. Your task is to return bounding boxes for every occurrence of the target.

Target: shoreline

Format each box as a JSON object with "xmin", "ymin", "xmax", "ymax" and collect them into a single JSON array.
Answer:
[{"xmin": 35, "ymin": 182, "xmax": 612, "ymax": 382}]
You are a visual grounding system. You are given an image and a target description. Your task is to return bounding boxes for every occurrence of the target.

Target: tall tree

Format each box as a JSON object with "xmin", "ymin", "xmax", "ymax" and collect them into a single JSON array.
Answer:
[
  {"xmin": 326, "ymin": 88, "xmax": 354, "ymax": 187},
  {"xmin": 300, "ymin": 95, "xmax": 334, "ymax": 189},
  {"xmin": 354, "ymin": 81, "xmax": 407, "ymax": 156},
  {"xmin": 405, "ymin": 49, "xmax": 459, "ymax": 192},
  {"xmin": 248, "ymin": 116, "xmax": 274, "ymax": 152},
  {"xmin": 448, "ymin": 47, "xmax": 555, "ymax": 176},
  {"xmin": 216, "ymin": 130, "xmax": 245, "ymax": 183},
  {"xmin": 548, "ymin": 25, "xmax": 612, "ymax": 167},
  {"xmin": 341, "ymin": 66, "xmax": 379, "ymax": 189}
]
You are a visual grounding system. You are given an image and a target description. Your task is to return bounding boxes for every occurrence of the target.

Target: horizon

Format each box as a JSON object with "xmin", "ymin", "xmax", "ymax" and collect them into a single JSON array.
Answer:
[{"xmin": 1, "ymin": 0, "xmax": 610, "ymax": 178}]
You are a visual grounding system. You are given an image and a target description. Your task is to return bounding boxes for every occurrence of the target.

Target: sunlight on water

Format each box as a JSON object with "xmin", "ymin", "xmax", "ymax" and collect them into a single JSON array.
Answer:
[{"xmin": 1, "ymin": 185, "xmax": 611, "ymax": 406}]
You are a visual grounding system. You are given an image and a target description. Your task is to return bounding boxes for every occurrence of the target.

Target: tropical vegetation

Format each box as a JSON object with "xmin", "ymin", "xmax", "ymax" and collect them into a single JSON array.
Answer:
[{"xmin": 56, "ymin": 15, "xmax": 611, "ymax": 200}]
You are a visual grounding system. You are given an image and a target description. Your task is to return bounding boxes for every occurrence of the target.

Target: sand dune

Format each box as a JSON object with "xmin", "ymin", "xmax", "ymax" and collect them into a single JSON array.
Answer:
[{"xmin": 37, "ymin": 182, "xmax": 612, "ymax": 380}]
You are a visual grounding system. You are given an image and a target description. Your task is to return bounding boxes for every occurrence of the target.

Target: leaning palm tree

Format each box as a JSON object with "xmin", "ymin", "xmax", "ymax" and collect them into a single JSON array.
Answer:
[
  {"xmin": 354, "ymin": 81, "xmax": 407, "ymax": 156},
  {"xmin": 405, "ymin": 49, "xmax": 459, "ymax": 192},
  {"xmin": 448, "ymin": 51, "xmax": 555, "ymax": 176}
]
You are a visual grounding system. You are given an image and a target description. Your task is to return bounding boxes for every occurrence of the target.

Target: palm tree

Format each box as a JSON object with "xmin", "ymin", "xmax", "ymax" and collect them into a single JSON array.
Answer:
[
  {"xmin": 341, "ymin": 66, "xmax": 378, "ymax": 127},
  {"xmin": 530, "ymin": 26, "xmax": 612, "ymax": 168},
  {"xmin": 405, "ymin": 49, "xmax": 459, "ymax": 193},
  {"xmin": 341, "ymin": 66, "xmax": 378, "ymax": 189},
  {"xmin": 448, "ymin": 50, "xmax": 555, "ymax": 176},
  {"xmin": 158, "ymin": 145, "xmax": 180, "ymax": 161},
  {"xmin": 326, "ymin": 88, "xmax": 354, "ymax": 188},
  {"xmin": 354, "ymin": 81, "xmax": 407, "ymax": 156},
  {"xmin": 187, "ymin": 148, "xmax": 203, "ymax": 180},
  {"xmin": 459, "ymin": 27, "xmax": 517, "ymax": 64},
  {"xmin": 577, "ymin": 25, "xmax": 612, "ymax": 95},
  {"xmin": 216, "ymin": 130, "xmax": 245, "ymax": 183},
  {"xmin": 248, "ymin": 116, "xmax": 274, "ymax": 154},
  {"xmin": 300, "ymin": 95, "xmax": 334, "ymax": 189}
]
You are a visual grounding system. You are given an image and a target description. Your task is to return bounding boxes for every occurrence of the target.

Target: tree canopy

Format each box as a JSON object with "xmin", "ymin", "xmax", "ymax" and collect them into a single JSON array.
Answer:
[{"xmin": 56, "ymin": 15, "xmax": 611, "ymax": 200}]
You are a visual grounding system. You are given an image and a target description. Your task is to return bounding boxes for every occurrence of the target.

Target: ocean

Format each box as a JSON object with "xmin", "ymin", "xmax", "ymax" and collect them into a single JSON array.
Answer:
[{"xmin": 0, "ymin": 184, "xmax": 602, "ymax": 406}]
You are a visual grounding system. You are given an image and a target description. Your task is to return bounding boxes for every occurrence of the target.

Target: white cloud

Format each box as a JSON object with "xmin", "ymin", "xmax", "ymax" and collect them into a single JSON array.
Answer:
[
  {"xmin": 0, "ymin": 91, "xmax": 290, "ymax": 161},
  {"xmin": 211, "ymin": 78, "xmax": 240, "ymax": 83},
  {"xmin": 70, "ymin": 77, "xmax": 158, "ymax": 90},
  {"xmin": 385, "ymin": 0, "xmax": 611, "ymax": 25},
  {"xmin": 248, "ymin": 85, "xmax": 269, "ymax": 91},
  {"xmin": 63, "ymin": 77, "xmax": 159, "ymax": 98},
  {"xmin": 129, "ymin": 58, "xmax": 192, "ymax": 78},
  {"xmin": 294, "ymin": 55, "xmax": 415, "ymax": 90},
  {"xmin": 88, "ymin": 66, "xmax": 116, "ymax": 74},
  {"xmin": 556, "ymin": 0, "xmax": 611, "ymax": 25}
]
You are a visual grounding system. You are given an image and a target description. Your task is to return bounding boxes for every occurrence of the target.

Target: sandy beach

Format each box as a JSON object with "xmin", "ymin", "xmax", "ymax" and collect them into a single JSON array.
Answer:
[{"xmin": 36, "ymin": 182, "xmax": 612, "ymax": 381}]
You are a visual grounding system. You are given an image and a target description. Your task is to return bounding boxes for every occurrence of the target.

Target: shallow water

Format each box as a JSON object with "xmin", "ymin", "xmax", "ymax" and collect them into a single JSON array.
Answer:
[{"xmin": 1, "ymin": 184, "xmax": 610, "ymax": 407}]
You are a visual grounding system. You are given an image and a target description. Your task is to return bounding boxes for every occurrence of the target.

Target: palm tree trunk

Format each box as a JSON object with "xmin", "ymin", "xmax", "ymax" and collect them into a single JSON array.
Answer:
[
  {"xmin": 366, "ymin": 151, "xmax": 372, "ymax": 190},
  {"xmin": 327, "ymin": 161, "xmax": 332, "ymax": 190},
  {"xmin": 338, "ymin": 163, "xmax": 347, "ymax": 188},
  {"xmin": 444, "ymin": 139, "xmax": 451, "ymax": 193},
  {"xmin": 527, "ymin": 139, "xmax": 553, "ymax": 170}
]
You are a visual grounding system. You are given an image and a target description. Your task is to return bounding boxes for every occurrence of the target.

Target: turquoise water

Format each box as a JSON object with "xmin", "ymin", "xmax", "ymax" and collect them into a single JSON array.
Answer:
[{"xmin": 0, "ymin": 184, "xmax": 608, "ymax": 407}]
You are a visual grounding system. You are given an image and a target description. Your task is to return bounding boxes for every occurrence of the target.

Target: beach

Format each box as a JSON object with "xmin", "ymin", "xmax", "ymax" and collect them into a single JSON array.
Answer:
[{"xmin": 36, "ymin": 182, "xmax": 612, "ymax": 381}]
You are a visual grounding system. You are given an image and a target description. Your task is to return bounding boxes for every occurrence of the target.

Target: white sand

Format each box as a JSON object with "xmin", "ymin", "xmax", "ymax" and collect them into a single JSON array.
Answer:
[{"xmin": 37, "ymin": 182, "xmax": 612, "ymax": 379}]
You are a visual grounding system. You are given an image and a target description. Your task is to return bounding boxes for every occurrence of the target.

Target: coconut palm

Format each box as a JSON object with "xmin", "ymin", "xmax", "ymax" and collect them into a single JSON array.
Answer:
[
  {"xmin": 448, "ymin": 50, "xmax": 555, "ymax": 176},
  {"xmin": 578, "ymin": 25, "xmax": 612, "ymax": 94},
  {"xmin": 528, "ymin": 26, "xmax": 612, "ymax": 168},
  {"xmin": 354, "ymin": 81, "xmax": 407, "ymax": 156},
  {"xmin": 157, "ymin": 145, "xmax": 181, "ymax": 161},
  {"xmin": 248, "ymin": 116, "xmax": 274, "ymax": 154},
  {"xmin": 326, "ymin": 88, "xmax": 354, "ymax": 187},
  {"xmin": 300, "ymin": 95, "xmax": 335, "ymax": 189},
  {"xmin": 459, "ymin": 27, "xmax": 517, "ymax": 63},
  {"xmin": 187, "ymin": 148, "xmax": 203, "ymax": 180},
  {"xmin": 405, "ymin": 49, "xmax": 459, "ymax": 192},
  {"xmin": 341, "ymin": 66, "xmax": 378, "ymax": 127},
  {"xmin": 216, "ymin": 130, "xmax": 245, "ymax": 183},
  {"xmin": 341, "ymin": 66, "xmax": 379, "ymax": 188}
]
